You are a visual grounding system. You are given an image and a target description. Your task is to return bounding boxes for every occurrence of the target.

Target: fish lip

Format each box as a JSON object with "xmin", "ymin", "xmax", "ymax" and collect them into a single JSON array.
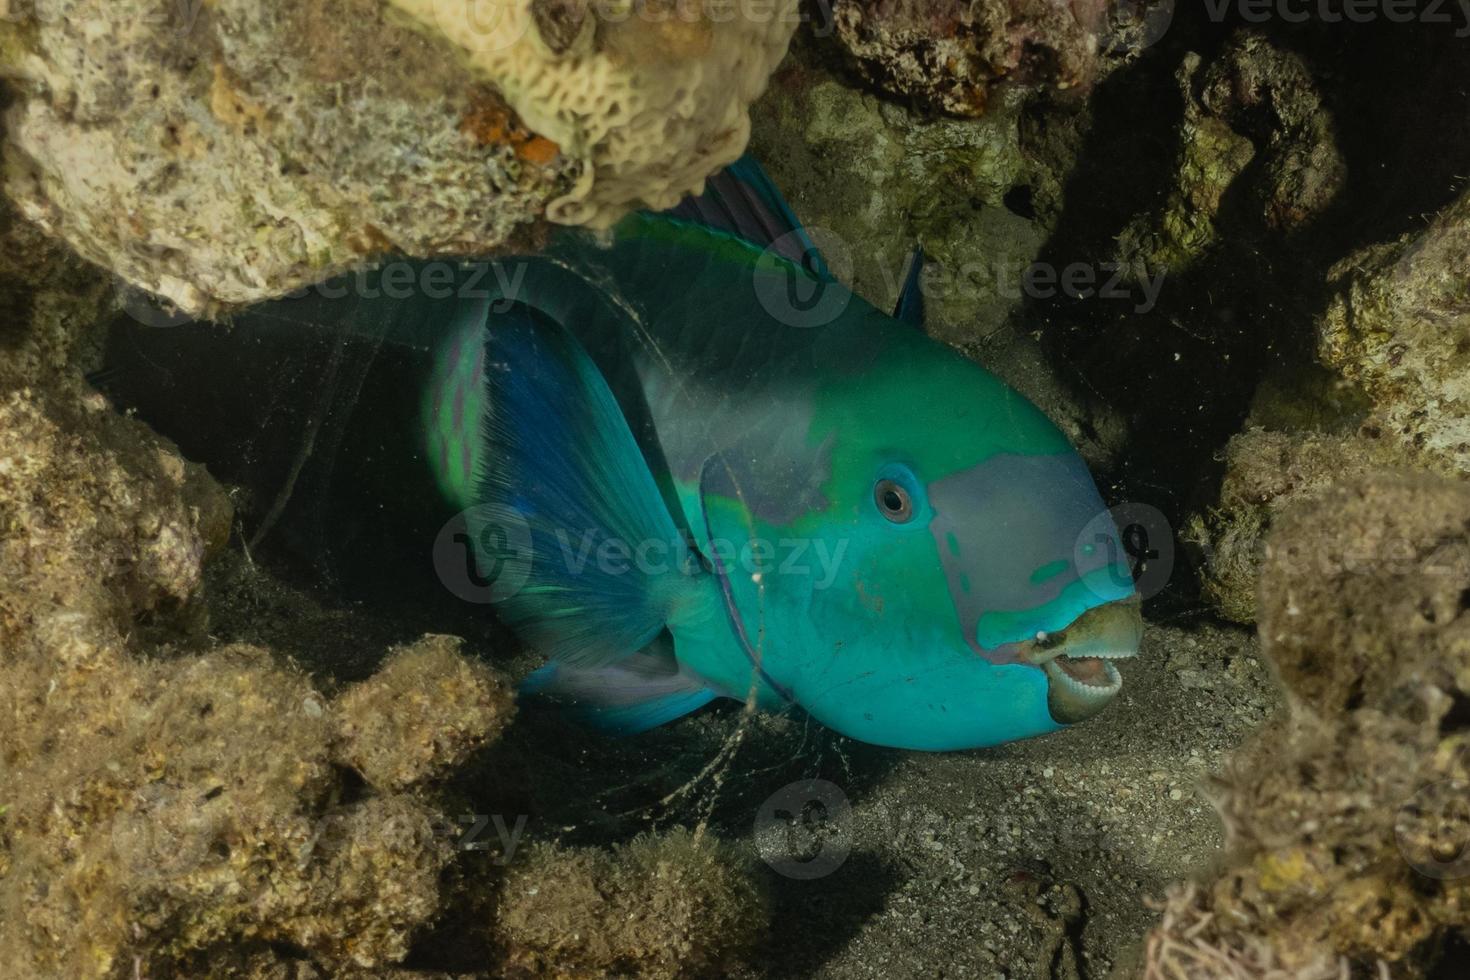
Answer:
[
  {"xmin": 1015, "ymin": 594, "xmax": 1143, "ymax": 668},
  {"xmin": 1022, "ymin": 596, "xmax": 1142, "ymax": 725}
]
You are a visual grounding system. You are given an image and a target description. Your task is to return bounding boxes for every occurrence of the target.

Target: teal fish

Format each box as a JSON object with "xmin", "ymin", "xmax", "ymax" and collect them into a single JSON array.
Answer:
[{"xmin": 281, "ymin": 158, "xmax": 1141, "ymax": 750}]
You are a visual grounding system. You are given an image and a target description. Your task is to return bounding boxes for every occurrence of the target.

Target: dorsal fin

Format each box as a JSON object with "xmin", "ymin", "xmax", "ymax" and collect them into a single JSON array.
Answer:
[
  {"xmin": 665, "ymin": 155, "xmax": 834, "ymax": 282},
  {"xmin": 893, "ymin": 246, "xmax": 926, "ymax": 328}
]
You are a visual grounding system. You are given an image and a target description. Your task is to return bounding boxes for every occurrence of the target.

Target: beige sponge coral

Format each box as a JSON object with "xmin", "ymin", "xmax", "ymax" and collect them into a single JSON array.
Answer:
[
  {"xmin": 0, "ymin": 0, "xmax": 796, "ymax": 314},
  {"xmin": 388, "ymin": 0, "xmax": 800, "ymax": 226}
]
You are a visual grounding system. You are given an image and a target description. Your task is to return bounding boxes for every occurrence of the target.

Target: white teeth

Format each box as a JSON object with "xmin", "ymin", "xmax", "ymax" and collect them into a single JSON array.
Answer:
[
  {"xmin": 1082, "ymin": 647, "xmax": 1137, "ymax": 661},
  {"xmin": 1043, "ymin": 658, "xmax": 1122, "ymax": 699},
  {"xmin": 1032, "ymin": 645, "xmax": 1136, "ymax": 667}
]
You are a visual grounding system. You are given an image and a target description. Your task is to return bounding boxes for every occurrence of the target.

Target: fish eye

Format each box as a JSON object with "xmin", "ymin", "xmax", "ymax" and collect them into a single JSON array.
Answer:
[{"xmin": 875, "ymin": 478, "xmax": 913, "ymax": 523}]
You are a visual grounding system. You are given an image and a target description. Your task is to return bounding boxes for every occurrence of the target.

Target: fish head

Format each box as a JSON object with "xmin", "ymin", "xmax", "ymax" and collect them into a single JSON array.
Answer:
[{"xmin": 785, "ymin": 328, "xmax": 1142, "ymax": 750}]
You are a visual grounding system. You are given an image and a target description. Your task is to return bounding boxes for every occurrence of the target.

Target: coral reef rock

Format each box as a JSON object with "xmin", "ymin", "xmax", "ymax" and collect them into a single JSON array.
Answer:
[
  {"xmin": 0, "ymin": 202, "xmax": 769, "ymax": 978},
  {"xmin": 827, "ymin": 0, "xmax": 1114, "ymax": 117},
  {"xmin": 1144, "ymin": 470, "xmax": 1470, "ymax": 977},
  {"xmin": 0, "ymin": 198, "xmax": 227, "ymax": 655},
  {"xmin": 1193, "ymin": 33, "xmax": 1345, "ymax": 234},
  {"xmin": 0, "ymin": 0, "xmax": 797, "ymax": 314},
  {"xmin": 494, "ymin": 829, "xmax": 770, "ymax": 980},
  {"xmin": 334, "ymin": 634, "xmax": 516, "ymax": 792},
  {"xmin": 1319, "ymin": 185, "xmax": 1470, "ymax": 477},
  {"xmin": 0, "ymin": 640, "xmax": 461, "ymax": 976},
  {"xmin": 1117, "ymin": 32, "xmax": 1345, "ymax": 275},
  {"xmin": 1186, "ymin": 426, "xmax": 1409, "ymax": 623}
]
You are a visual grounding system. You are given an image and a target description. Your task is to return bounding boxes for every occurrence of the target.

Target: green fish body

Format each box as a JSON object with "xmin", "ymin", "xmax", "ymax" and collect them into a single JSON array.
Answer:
[{"xmin": 412, "ymin": 158, "xmax": 1141, "ymax": 750}]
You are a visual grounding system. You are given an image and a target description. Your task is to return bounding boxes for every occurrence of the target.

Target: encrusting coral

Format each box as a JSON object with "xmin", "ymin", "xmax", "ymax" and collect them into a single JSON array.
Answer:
[
  {"xmin": 0, "ymin": 0, "xmax": 797, "ymax": 314},
  {"xmin": 334, "ymin": 634, "xmax": 516, "ymax": 792}
]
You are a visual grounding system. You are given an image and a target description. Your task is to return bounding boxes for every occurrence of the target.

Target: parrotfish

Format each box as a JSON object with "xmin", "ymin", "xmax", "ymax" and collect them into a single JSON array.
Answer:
[{"xmin": 265, "ymin": 157, "xmax": 1143, "ymax": 751}]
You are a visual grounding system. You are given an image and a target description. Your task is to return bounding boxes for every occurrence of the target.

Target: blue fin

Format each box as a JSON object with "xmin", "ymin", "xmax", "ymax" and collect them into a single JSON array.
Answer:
[
  {"xmin": 522, "ymin": 641, "xmax": 717, "ymax": 735},
  {"xmin": 893, "ymin": 246, "xmax": 926, "ymax": 327},
  {"xmin": 469, "ymin": 303, "xmax": 689, "ymax": 670},
  {"xmin": 666, "ymin": 154, "xmax": 834, "ymax": 282}
]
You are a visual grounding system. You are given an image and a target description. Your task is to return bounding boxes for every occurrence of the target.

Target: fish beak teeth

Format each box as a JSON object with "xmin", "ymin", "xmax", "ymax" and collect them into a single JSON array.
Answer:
[
  {"xmin": 1018, "ymin": 596, "xmax": 1142, "ymax": 666},
  {"xmin": 1029, "ymin": 644, "xmax": 1136, "ymax": 667},
  {"xmin": 1043, "ymin": 656, "xmax": 1123, "ymax": 724},
  {"xmin": 1017, "ymin": 597, "xmax": 1143, "ymax": 725}
]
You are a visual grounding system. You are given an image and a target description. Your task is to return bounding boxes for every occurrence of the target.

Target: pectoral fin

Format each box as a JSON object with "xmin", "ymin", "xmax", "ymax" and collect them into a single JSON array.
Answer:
[
  {"xmin": 455, "ymin": 303, "xmax": 690, "ymax": 670},
  {"xmin": 522, "ymin": 638, "xmax": 717, "ymax": 735}
]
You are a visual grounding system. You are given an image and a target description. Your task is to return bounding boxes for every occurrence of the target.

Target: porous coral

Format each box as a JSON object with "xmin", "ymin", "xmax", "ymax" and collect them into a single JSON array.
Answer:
[
  {"xmin": 389, "ymin": 0, "xmax": 799, "ymax": 227},
  {"xmin": 0, "ymin": 0, "xmax": 797, "ymax": 315}
]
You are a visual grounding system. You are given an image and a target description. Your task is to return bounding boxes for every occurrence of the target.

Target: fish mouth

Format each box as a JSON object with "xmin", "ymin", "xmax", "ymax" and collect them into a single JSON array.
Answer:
[{"xmin": 1015, "ymin": 596, "xmax": 1142, "ymax": 725}]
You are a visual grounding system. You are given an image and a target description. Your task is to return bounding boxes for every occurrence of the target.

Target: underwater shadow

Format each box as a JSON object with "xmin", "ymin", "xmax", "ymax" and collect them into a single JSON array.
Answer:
[
  {"xmin": 1023, "ymin": 9, "xmax": 1470, "ymax": 616},
  {"xmin": 758, "ymin": 851, "xmax": 900, "ymax": 979}
]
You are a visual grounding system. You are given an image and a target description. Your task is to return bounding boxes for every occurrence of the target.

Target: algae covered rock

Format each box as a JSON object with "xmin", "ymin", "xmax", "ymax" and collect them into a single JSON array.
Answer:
[
  {"xmin": 334, "ymin": 633, "xmax": 516, "ymax": 792},
  {"xmin": 1117, "ymin": 32, "xmax": 1344, "ymax": 275},
  {"xmin": 827, "ymin": 0, "xmax": 1115, "ymax": 117},
  {"xmin": 0, "ymin": 217, "xmax": 475, "ymax": 975},
  {"xmin": 0, "ymin": 194, "xmax": 230, "ymax": 656},
  {"xmin": 0, "ymin": 0, "xmax": 798, "ymax": 314},
  {"xmin": 1258, "ymin": 471, "xmax": 1470, "ymax": 719},
  {"xmin": 1319, "ymin": 185, "xmax": 1470, "ymax": 476},
  {"xmin": 1185, "ymin": 427, "xmax": 1409, "ymax": 623},
  {"xmin": 1144, "ymin": 470, "xmax": 1470, "ymax": 976},
  {"xmin": 495, "ymin": 829, "xmax": 770, "ymax": 979}
]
